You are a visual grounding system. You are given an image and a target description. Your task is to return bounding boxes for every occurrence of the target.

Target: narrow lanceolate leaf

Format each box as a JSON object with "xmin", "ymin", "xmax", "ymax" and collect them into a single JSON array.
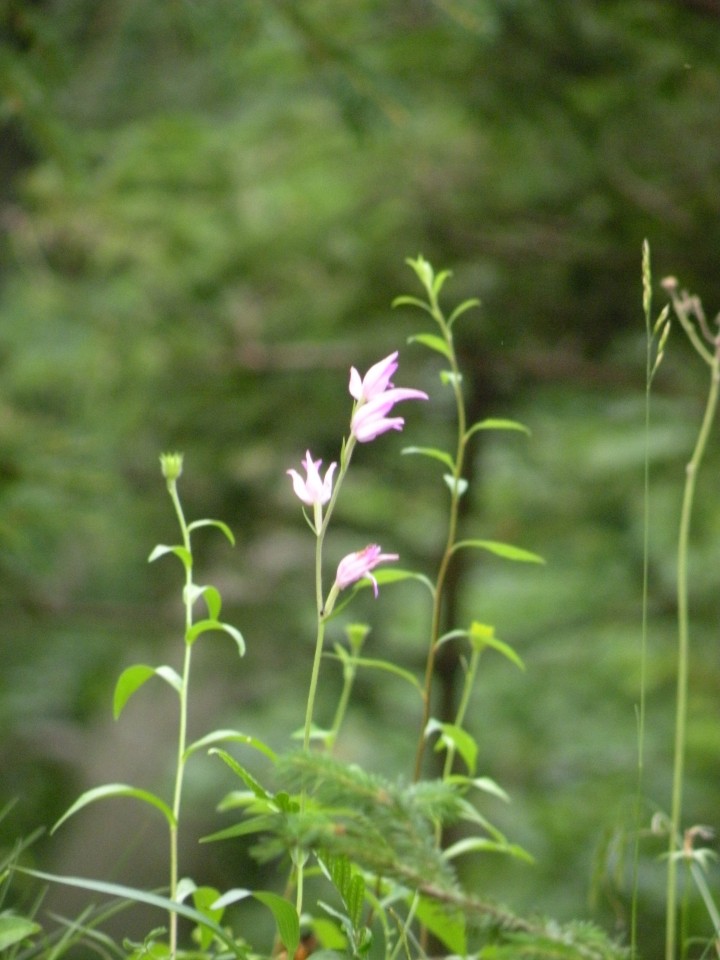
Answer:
[
  {"xmin": 185, "ymin": 583, "xmax": 223, "ymax": 620},
  {"xmin": 208, "ymin": 749, "xmax": 272, "ymax": 802},
  {"xmin": 402, "ymin": 445, "xmax": 456, "ymax": 471},
  {"xmin": 447, "ymin": 297, "xmax": 481, "ymax": 328},
  {"xmin": 392, "ymin": 294, "xmax": 434, "ymax": 316},
  {"xmin": 16, "ymin": 869, "xmax": 243, "ymax": 958},
  {"xmin": 464, "ymin": 417, "xmax": 530, "ymax": 441},
  {"xmin": 147, "ymin": 544, "xmax": 192, "ymax": 569},
  {"xmin": 51, "ymin": 784, "xmax": 175, "ymax": 834},
  {"xmin": 472, "ymin": 633, "xmax": 525, "ymax": 670},
  {"xmin": 443, "ymin": 474, "xmax": 469, "ymax": 497},
  {"xmin": 187, "ymin": 518, "xmax": 236, "ymax": 546},
  {"xmin": 452, "ymin": 539, "xmax": 544, "ymax": 564},
  {"xmin": 185, "ymin": 618, "xmax": 245, "ymax": 656},
  {"xmin": 338, "ymin": 655, "xmax": 423, "ymax": 695},
  {"xmin": 407, "ymin": 332, "xmax": 452, "ymax": 360},
  {"xmin": 253, "ymin": 891, "xmax": 300, "ymax": 956},
  {"xmin": 113, "ymin": 664, "xmax": 182, "ymax": 719},
  {"xmin": 184, "ymin": 729, "xmax": 277, "ymax": 762},
  {"xmin": 415, "ymin": 896, "xmax": 466, "ymax": 956}
]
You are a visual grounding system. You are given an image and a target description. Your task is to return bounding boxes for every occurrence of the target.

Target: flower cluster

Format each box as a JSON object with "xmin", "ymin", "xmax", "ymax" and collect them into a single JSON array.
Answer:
[
  {"xmin": 288, "ymin": 351, "xmax": 427, "ymax": 597},
  {"xmin": 349, "ymin": 351, "xmax": 428, "ymax": 443}
]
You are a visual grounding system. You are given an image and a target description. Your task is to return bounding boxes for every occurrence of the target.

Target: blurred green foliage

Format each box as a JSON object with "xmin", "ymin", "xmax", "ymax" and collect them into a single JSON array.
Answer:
[{"xmin": 2, "ymin": 0, "xmax": 720, "ymax": 954}]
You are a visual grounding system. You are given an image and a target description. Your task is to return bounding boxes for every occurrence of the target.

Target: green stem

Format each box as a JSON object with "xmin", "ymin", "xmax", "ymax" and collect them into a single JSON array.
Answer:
[
  {"xmin": 414, "ymin": 290, "xmax": 467, "ymax": 782},
  {"xmin": 166, "ymin": 476, "xmax": 194, "ymax": 960},
  {"xmin": 442, "ymin": 647, "xmax": 480, "ymax": 781},
  {"xmin": 665, "ymin": 311, "xmax": 720, "ymax": 960}
]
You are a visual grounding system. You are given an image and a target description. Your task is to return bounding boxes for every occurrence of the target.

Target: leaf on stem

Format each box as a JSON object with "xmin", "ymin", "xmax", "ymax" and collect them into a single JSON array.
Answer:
[
  {"xmin": 391, "ymin": 295, "xmax": 434, "ymax": 316},
  {"xmin": 185, "ymin": 618, "xmax": 245, "ymax": 655},
  {"xmin": 464, "ymin": 418, "xmax": 530, "ymax": 441},
  {"xmin": 407, "ymin": 333, "xmax": 452, "ymax": 360},
  {"xmin": 184, "ymin": 583, "xmax": 223, "ymax": 620},
  {"xmin": 184, "ymin": 729, "xmax": 277, "ymax": 763},
  {"xmin": 452, "ymin": 539, "xmax": 544, "ymax": 564},
  {"xmin": 186, "ymin": 518, "xmax": 236, "ymax": 546},
  {"xmin": 425, "ymin": 720, "xmax": 477, "ymax": 776},
  {"xmin": 147, "ymin": 544, "xmax": 192, "ymax": 569},
  {"xmin": 113, "ymin": 664, "xmax": 182, "ymax": 719},
  {"xmin": 443, "ymin": 474, "xmax": 468, "ymax": 497},
  {"xmin": 402, "ymin": 445, "xmax": 455, "ymax": 471},
  {"xmin": 0, "ymin": 915, "xmax": 42, "ymax": 950},
  {"xmin": 327, "ymin": 654, "xmax": 423, "ymax": 696},
  {"xmin": 51, "ymin": 784, "xmax": 176, "ymax": 834},
  {"xmin": 447, "ymin": 298, "xmax": 481, "ymax": 328},
  {"xmin": 253, "ymin": 891, "xmax": 300, "ymax": 956}
]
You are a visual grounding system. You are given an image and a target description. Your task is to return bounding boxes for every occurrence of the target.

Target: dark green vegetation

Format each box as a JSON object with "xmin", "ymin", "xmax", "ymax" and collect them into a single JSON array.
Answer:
[{"xmin": 2, "ymin": 1, "xmax": 720, "ymax": 956}]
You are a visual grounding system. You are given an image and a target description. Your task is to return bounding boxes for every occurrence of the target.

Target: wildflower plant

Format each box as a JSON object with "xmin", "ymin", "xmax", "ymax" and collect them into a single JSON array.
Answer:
[{"xmin": 11, "ymin": 258, "xmax": 637, "ymax": 960}]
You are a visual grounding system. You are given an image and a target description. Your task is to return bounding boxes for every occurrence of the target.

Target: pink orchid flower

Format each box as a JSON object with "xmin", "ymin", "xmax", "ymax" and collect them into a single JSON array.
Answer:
[
  {"xmin": 351, "ymin": 387, "xmax": 428, "ymax": 443},
  {"xmin": 348, "ymin": 352, "xmax": 428, "ymax": 443},
  {"xmin": 349, "ymin": 351, "xmax": 399, "ymax": 402},
  {"xmin": 335, "ymin": 544, "xmax": 399, "ymax": 597},
  {"xmin": 287, "ymin": 450, "xmax": 337, "ymax": 506}
]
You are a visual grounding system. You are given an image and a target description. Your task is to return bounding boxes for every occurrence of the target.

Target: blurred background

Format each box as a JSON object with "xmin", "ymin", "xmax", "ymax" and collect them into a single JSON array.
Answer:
[{"xmin": 2, "ymin": 0, "xmax": 720, "ymax": 953}]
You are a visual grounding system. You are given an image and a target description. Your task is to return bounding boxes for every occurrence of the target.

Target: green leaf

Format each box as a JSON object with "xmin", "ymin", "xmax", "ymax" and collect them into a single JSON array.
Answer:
[
  {"xmin": 184, "ymin": 728, "xmax": 277, "ymax": 762},
  {"xmin": 113, "ymin": 664, "xmax": 182, "ymax": 719},
  {"xmin": 328, "ymin": 569, "xmax": 435, "ymax": 617},
  {"xmin": 0, "ymin": 914, "xmax": 42, "ymax": 950},
  {"xmin": 16, "ymin": 869, "xmax": 243, "ymax": 958},
  {"xmin": 347, "ymin": 874, "xmax": 365, "ymax": 929},
  {"xmin": 185, "ymin": 583, "xmax": 222, "ymax": 620},
  {"xmin": 208, "ymin": 749, "xmax": 272, "ymax": 801},
  {"xmin": 464, "ymin": 417, "xmax": 530, "ymax": 441},
  {"xmin": 415, "ymin": 896, "xmax": 466, "ymax": 955},
  {"xmin": 253, "ymin": 891, "xmax": 299, "ymax": 956},
  {"xmin": 447, "ymin": 297, "xmax": 481, "ymax": 328},
  {"xmin": 443, "ymin": 474, "xmax": 469, "ymax": 497},
  {"xmin": 446, "ymin": 774, "xmax": 511, "ymax": 803},
  {"xmin": 443, "ymin": 837, "xmax": 534, "ymax": 863},
  {"xmin": 187, "ymin": 518, "xmax": 236, "ymax": 546},
  {"xmin": 391, "ymin": 295, "xmax": 433, "ymax": 316},
  {"xmin": 432, "ymin": 268, "xmax": 453, "ymax": 297},
  {"xmin": 147, "ymin": 544, "xmax": 192, "ymax": 569},
  {"xmin": 333, "ymin": 655, "xmax": 423, "ymax": 695},
  {"xmin": 209, "ymin": 888, "xmax": 252, "ymax": 909},
  {"xmin": 52, "ymin": 784, "xmax": 176, "ymax": 833},
  {"xmin": 201, "ymin": 814, "xmax": 279, "ymax": 843},
  {"xmin": 402, "ymin": 445, "xmax": 455, "ymax": 471},
  {"xmin": 407, "ymin": 333, "xmax": 451, "ymax": 359},
  {"xmin": 475, "ymin": 633, "xmax": 525, "ymax": 670},
  {"xmin": 192, "ymin": 886, "xmax": 225, "ymax": 950},
  {"xmin": 185, "ymin": 618, "xmax": 245, "ymax": 655},
  {"xmin": 426, "ymin": 720, "xmax": 477, "ymax": 775},
  {"xmin": 452, "ymin": 539, "xmax": 544, "ymax": 564}
]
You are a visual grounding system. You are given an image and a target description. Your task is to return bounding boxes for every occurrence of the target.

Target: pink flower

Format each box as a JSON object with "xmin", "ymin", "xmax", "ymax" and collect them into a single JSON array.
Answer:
[
  {"xmin": 349, "ymin": 351, "xmax": 399, "ymax": 402},
  {"xmin": 351, "ymin": 387, "xmax": 428, "ymax": 443},
  {"xmin": 335, "ymin": 544, "xmax": 399, "ymax": 597},
  {"xmin": 287, "ymin": 450, "xmax": 337, "ymax": 506}
]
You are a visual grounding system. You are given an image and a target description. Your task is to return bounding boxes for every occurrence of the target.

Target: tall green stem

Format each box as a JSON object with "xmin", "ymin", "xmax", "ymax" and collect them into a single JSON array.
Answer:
[
  {"xmin": 413, "ymin": 288, "xmax": 467, "ymax": 782},
  {"xmin": 165, "ymin": 474, "xmax": 194, "ymax": 960},
  {"xmin": 665, "ymin": 287, "xmax": 720, "ymax": 960}
]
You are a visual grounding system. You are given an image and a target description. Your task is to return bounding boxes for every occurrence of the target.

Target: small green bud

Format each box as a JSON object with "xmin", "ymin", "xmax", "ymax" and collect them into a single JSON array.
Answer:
[{"xmin": 160, "ymin": 452, "xmax": 184, "ymax": 482}]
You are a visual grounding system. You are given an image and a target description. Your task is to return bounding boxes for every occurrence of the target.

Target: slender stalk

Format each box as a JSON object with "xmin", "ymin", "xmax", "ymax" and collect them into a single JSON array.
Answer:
[
  {"xmin": 665, "ymin": 289, "xmax": 720, "ymax": 960},
  {"xmin": 442, "ymin": 647, "xmax": 480, "ymax": 781},
  {"xmin": 166, "ymin": 474, "xmax": 194, "ymax": 960},
  {"xmin": 414, "ymin": 288, "xmax": 467, "ymax": 782}
]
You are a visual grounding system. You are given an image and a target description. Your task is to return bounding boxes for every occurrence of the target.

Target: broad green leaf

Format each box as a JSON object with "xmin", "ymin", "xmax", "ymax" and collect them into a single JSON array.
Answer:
[
  {"xmin": 192, "ymin": 886, "xmax": 224, "ymax": 950},
  {"xmin": 113, "ymin": 664, "xmax": 182, "ymax": 719},
  {"xmin": 187, "ymin": 518, "xmax": 235, "ymax": 545},
  {"xmin": 464, "ymin": 417, "xmax": 530, "ymax": 441},
  {"xmin": 402, "ymin": 445, "xmax": 455, "ymax": 471},
  {"xmin": 426, "ymin": 720, "xmax": 477, "ymax": 775},
  {"xmin": 184, "ymin": 728, "xmax": 277, "ymax": 762},
  {"xmin": 52, "ymin": 784, "xmax": 175, "ymax": 833},
  {"xmin": 452, "ymin": 539, "xmax": 545, "ymax": 564},
  {"xmin": 0, "ymin": 915, "xmax": 42, "ymax": 950},
  {"xmin": 185, "ymin": 618, "xmax": 245, "ymax": 655},
  {"xmin": 447, "ymin": 297, "xmax": 481, "ymax": 328},
  {"xmin": 147, "ymin": 544, "xmax": 192, "ymax": 569},
  {"xmin": 253, "ymin": 891, "xmax": 299, "ymax": 956},
  {"xmin": 407, "ymin": 333, "xmax": 451, "ymax": 359},
  {"xmin": 16, "ymin": 869, "xmax": 243, "ymax": 958},
  {"xmin": 415, "ymin": 897, "xmax": 466, "ymax": 956}
]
